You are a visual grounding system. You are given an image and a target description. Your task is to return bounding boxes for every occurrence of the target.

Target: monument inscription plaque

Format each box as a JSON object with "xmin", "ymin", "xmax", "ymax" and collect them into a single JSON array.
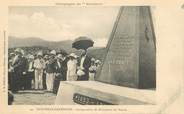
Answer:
[
  {"xmin": 96, "ymin": 6, "xmax": 156, "ymax": 89},
  {"xmin": 73, "ymin": 93, "xmax": 114, "ymax": 105}
]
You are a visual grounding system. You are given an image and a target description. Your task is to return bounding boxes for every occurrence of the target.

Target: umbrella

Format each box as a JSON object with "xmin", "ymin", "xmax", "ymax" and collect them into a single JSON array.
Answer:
[{"xmin": 72, "ymin": 36, "xmax": 94, "ymax": 50}]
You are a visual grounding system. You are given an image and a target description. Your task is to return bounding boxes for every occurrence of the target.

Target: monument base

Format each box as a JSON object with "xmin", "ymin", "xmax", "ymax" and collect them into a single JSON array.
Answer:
[{"xmin": 55, "ymin": 81, "xmax": 156, "ymax": 105}]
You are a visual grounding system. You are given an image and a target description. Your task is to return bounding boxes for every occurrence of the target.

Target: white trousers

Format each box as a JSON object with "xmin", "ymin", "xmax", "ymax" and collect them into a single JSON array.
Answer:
[
  {"xmin": 34, "ymin": 69, "xmax": 43, "ymax": 89},
  {"xmin": 46, "ymin": 73, "xmax": 55, "ymax": 91}
]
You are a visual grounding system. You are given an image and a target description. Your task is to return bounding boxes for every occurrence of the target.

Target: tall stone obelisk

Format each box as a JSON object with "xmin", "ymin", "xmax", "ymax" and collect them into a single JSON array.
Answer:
[{"xmin": 95, "ymin": 6, "xmax": 156, "ymax": 89}]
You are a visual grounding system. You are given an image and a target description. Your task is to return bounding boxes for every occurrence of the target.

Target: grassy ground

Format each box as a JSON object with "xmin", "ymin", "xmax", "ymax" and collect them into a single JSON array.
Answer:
[{"xmin": 12, "ymin": 90, "xmax": 57, "ymax": 105}]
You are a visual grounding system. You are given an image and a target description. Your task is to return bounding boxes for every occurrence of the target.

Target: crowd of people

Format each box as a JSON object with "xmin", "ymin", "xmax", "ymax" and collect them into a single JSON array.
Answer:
[{"xmin": 8, "ymin": 48, "xmax": 101, "ymax": 94}]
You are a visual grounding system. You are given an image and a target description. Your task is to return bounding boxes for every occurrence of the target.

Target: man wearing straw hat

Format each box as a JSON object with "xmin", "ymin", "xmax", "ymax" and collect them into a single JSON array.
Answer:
[
  {"xmin": 45, "ymin": 50, "xmax": 57, "ymax": 92},
  {"xmin": 43, "ymin": 54, "xmax": 49, "ymax": 90},
  {"xmin": 53, "ymin": 53, "xmax": 64, "ymax": 94},
  {"xmin": 33, "ymin": 51, "xmax": 45, "ymax": 90},
  {"xmin": 20, "ymin": 49, "xmax": 29, "ymax": 90}
]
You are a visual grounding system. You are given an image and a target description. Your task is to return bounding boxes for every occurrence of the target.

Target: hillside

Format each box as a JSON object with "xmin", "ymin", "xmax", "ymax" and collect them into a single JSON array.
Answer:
[
  {"xmin": 8, "ymin": 36, "xmax": 106, "ymax": 60},
  {"xmin": 8, "ymin": 36, "xmax": 73, "ymax": 51}
]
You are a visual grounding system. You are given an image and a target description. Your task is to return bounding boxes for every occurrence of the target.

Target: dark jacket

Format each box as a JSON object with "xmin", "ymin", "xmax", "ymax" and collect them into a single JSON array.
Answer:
[
  {"xmin": 55, "ymin": 59, "xmax": 68, "ymax": 81},
  {"xmin": 46, "ymin": 58, "xmax": 56, "ymax": 73},
  {"xmin": 12, "ymin": 55, "xmax": 25, "ymax": 73},
  {"xmin": 55, "ymin": 60, "xmax": 63, "ymax": 73},
  {"xmin": 21, "ymin": 57, "xmax": 28, "ymax": 73},
  {"xmin": 77, "ymin": 55, "xmax": 91, "ymax": 80},
  {"xmin": 79, "ymin": 55, "xmax": 91, "ymax": 71}
]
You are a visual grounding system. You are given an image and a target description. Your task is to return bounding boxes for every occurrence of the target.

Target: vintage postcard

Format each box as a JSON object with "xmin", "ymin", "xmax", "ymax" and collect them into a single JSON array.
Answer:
[{"xmin": 0, "ymin": 0, "xmax": 184, "ymax": 114}]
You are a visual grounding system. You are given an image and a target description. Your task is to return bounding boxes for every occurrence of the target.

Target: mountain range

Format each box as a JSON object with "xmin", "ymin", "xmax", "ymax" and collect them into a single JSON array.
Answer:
[
  {"xmin": 8, "ymin": 36, "xmax": 74, "ymax": 51},
  {"xmin": 8, "ymin": 36, "xmax": 106, "ymax": 59}
]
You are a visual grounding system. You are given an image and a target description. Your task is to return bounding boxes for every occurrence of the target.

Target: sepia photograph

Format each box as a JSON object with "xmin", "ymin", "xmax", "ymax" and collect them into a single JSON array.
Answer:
[{"xmin": 8, "ymin": 6, "xmax": 156, "ymax": 105}]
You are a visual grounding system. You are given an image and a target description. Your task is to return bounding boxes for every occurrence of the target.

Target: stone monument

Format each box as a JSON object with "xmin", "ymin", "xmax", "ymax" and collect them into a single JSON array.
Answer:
[
  {"xmin": 55, "ymin": 6, "xmax": 156, "ymax": 105},
  {"xmin": 95, "ymin": 6, "xmax": 156, "ymax": 89}
]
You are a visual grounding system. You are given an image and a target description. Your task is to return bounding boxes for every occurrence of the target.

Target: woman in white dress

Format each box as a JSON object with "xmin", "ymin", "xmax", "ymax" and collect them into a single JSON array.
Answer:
[{"xmin": 66, "ymin": 53, "xmax": 77, "ymax": 81}]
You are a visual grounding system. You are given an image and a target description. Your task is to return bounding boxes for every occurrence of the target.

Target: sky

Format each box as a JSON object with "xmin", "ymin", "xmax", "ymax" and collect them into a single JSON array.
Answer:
[{"xmin": 9, "ymin": 6, "xmax": 120, "ymax": 47}]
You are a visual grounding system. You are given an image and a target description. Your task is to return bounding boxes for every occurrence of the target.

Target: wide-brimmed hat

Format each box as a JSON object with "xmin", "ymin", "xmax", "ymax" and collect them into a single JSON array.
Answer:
[
  {"xmin": 37, "ymin": 52, "xmax": 43, "ymax": 56},
  {"xmin": 69, "ymin": 53, "xmax": 77, "ymax": 58},
  {"xmin": 50, "ymin": 50, "xmax": 56, "ymax": 55},
  {"xmin": 95, "ymin": 60, "xmax": 101, "ymax": 63}
]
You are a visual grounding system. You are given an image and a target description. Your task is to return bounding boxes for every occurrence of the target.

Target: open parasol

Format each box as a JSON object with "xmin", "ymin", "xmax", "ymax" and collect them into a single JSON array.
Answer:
[{"xmin": 72, "ymin": 36, "xmax": 94, "ymax": 50}]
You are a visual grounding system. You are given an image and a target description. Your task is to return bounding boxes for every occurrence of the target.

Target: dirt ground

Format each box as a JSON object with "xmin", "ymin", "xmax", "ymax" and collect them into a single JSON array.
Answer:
[{"xmin": 12, "ymin": 90, "xmax": 57, "ymax": 105}]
